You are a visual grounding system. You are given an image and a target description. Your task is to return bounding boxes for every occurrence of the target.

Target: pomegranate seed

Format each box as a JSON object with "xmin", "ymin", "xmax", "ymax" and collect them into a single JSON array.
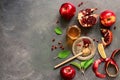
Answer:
[
  {"xmin": 52, "ymin": 38, "xmax": 55, "ymax": 42},
  {"xmin": 58, "ymin": 41, "xmax": 62, "ymax": 45},
  {"xmin": 93, "ymin": 38, "xmax": 96, "ymax": 41},
  {"xmin": 60, "ymin": 46, "xmax": 63, "ymax": 49},
  {"xmin": 55, "ymin": 46, "xmax": 57, "ymax": 49},
  {"xmin": 83, "ymin": 38, "xmax": 91, "ymax": 44},
  {"xmin": 60, "ymin": 45, "xmax": 64, "ymax": 50},
  {"xmin": 51, "ymin": 47, "xmax": 54, "ymax": 51},
  {"xmin": 77, "ymin": 2, "xmax": 83, "ymax": 7},
  {"xmin": 61, "ymin": 47, "xmax": 64, "ymax": 50},
  {"xmin": 113, "ymin": 26, "xmax": 116, "ymax": 30},
  {"xmin": 52, "ymin": 45, "xmax": 54, "ymax": 47},
  {"xmin": 51, "ymin": 45, "xmax": 55, "ymax": 51},
  {"xmin": 56, "ymin": 20, "xmax": 59, "ymax": 24},
  {"xmin": 96, "ymin": 40, "xmax": 99, "ymax": 43}
]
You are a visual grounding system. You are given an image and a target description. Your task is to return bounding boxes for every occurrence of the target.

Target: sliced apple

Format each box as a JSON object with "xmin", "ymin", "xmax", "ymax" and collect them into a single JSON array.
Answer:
[{"xmin": 98, "ymin": 43, "xmax": 107, "ymax": 59}]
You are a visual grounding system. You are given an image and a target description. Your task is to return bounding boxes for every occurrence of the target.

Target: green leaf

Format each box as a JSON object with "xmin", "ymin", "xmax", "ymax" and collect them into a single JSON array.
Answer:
[
  {"xmin": 58, "ymin": 50, "xmax": 70, "ymax": 59},
  {"xmin": 84, "ymin": 58, "xmax": 94, "ymax": 70},
  {"xmin": 70, "ymin": 62, "xmax": 81, "ymax": 69},
  {"xmin": 54, "ymin": 27, "xmax": 62, "ymax": 35},
  {"xmin": 80, "ymin": 60, "xmax": 88, "ymax": 68}
]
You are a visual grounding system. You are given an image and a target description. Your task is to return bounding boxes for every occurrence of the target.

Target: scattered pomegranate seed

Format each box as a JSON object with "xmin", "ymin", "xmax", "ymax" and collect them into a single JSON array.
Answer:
[
  {"xmin": 56, "ymin": 20, "xmax": 59, "ymax": 24},
  {"xmin": 52, "ymin": 45, "xmax": 54, "ymax": 47},
  {"xmin": 51, "ymin": 47, "xmax": 54, "ymax": 51},
  {"xmin": 93, "ymin": 38, "xmax": 96, "ymax": 41},
  {"xmin": 77, "ymin": 2, "xmax": 83, "ymax": 7},
  {"xmin": 62, "ymin": 48, "xmax": 64, "ymax": 50},
  {"xmin": 60, "ymin": 45, "xmax": 62, "ymax": 49},
  {"xmin": 55, "ymin": 46, "xmax": 57, "ymax": 49},
  {"xmin": 51, "ymin": 40, "xmax": 65, "ymax": 51},
  {"xmin": 60, "ymin": 45, "xmax": 64, "ymax": 50},
  {"xmin": 96, "ymin": 40, "xmax": 99, "ymax": 43},
  {"xmin": 58, "ymin": 41, "xmax": 62, "ymax": 45},
  {"xmin": 52, "ymin": 38, "xmax": 55, "ymax": 42},
  {"xmin": 92, "ymin": 38, "xmax": 99, "ymax": 43},
  {"xmin": 61, "ymin": 47, "xmax": 64, "ymax": 50},
  {"xmin": 51, "ymin": 45, "xmax": 55, "ymax": 51},
  {"xmin": 113, "ymin": 26, "xmax": 116, "ymax": 30}
]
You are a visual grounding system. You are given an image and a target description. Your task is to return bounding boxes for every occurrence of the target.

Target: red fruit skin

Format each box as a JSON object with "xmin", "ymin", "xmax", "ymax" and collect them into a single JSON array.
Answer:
[
  {"xmin": 92, "ymin": 58, "xmax": 107, "ymax": 78},
  {"xmin": 100, "ymin": 10, "xmax": 116, "ymax": 27},
  {"xmin": 111, "ymin": 49, "xmax": 120, "ymax": 59},
  {"xmin": 105, "ymin": 58, "xmax": 119, "ymax": 77},
  {"xmin": 59, "ymin": 3, "xmax": 76, "ymax": 20},
  {"xmin": 60, "ymin": 65, "xmax": 76, "ymax": 80}
]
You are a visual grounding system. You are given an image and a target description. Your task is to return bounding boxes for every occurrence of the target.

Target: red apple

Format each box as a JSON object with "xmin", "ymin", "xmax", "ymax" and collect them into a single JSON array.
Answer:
[
  {"xmin": 100, "ymin": 10, "xmax": 116, "ymax": 27},
  {"xmin": 59, "ymin": 3, "xmax": 76, "ymax": 20},
  {"xmin": 60, "ymin": 65, "xmax": 76, "ymax": 80}
]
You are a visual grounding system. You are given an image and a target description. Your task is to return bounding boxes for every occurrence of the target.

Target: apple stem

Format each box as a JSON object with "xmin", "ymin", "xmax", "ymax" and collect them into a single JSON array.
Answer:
[
  {"xmin": 82, "ymin": 74, "xmax": 88, "ymax": 80},
  {"xmin": 81, "ymin": 69, "xmax": 88, "ymax": 80}
]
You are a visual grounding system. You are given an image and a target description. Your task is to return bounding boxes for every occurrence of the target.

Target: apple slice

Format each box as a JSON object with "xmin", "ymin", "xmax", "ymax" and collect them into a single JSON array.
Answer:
[{"xmin": 98, "ymin": 43, "xmax": 107, "ymax": 59}]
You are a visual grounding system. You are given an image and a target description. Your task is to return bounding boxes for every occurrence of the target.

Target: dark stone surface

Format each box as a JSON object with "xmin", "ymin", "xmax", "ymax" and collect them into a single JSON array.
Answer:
[{"xmin": 0, "ymin": 0, "xmax": 120, "ymax": 80}]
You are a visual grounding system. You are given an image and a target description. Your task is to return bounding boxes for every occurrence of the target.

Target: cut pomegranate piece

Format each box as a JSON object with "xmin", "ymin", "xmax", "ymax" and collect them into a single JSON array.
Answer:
[
  {"xmin": 101, "ymin": 29, "xmax": 113, "ymax": 46},
  {"xmin": 78, "ymin": 8, "xmax": 98, "ymax": 27}
]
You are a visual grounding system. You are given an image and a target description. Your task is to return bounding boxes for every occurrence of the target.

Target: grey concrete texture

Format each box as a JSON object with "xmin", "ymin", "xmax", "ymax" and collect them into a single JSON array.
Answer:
[{"xmin": 0, "ymin": 0, "xmax": 120, "ymax": 80}]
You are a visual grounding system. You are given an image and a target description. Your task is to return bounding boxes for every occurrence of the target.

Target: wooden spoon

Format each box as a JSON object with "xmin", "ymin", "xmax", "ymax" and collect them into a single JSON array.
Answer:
[{"xmin": 54, "ymin": 52, "xmax": 83, "ymax": 69}]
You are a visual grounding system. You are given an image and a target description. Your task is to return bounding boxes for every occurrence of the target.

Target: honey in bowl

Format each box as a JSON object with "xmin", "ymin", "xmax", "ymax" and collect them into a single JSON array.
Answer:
[
  {"xmin": 72, "ymin": 36, "xmax": 96, "ymax": 60},
  {"xmin": 66, "ymin": 25, "xmax": 81, "ymax": 47},
  {"xmin": 67, "ymin": 25, "xmax": 81, "ymax": 40}
]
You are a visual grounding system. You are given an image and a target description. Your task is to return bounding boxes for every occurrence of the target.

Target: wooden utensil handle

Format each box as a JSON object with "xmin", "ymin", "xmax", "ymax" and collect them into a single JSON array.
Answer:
[{"xmin": 54, "ymin": 52, "xmax": 82, "ymax": 69}]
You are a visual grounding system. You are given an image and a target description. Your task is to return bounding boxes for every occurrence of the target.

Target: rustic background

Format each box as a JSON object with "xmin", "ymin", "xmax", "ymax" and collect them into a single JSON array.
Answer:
[{"xmin": 0, "ymin": 0, "xmax": 120, "ymax": 80}]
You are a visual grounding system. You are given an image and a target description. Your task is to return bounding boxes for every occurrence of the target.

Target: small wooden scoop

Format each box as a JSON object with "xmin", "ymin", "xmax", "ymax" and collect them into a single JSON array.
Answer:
[{"xmin": 54, "ymin": 52, "xmax": 82, "ymax": 69}]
